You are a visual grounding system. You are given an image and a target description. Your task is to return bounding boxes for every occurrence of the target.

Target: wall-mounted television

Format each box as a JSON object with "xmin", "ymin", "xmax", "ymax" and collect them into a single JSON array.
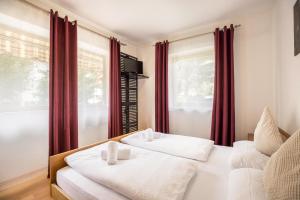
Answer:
[
  {"xmin": 123, "ymin": 57, "xmax": 143, "ymax": 74},
  {"xmin": 120, "ymin": 53, "xmax": 148, "ymax": 78}
]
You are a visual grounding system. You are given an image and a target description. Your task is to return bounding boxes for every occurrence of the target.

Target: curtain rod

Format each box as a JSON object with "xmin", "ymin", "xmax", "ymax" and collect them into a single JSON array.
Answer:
[
  {"xmin": 23, "ymin": 0, "xmax": 127, "ymax": 46},
  {"xmin": 153, "ymin": 24, "xmax": 241, "ymax": 46}
]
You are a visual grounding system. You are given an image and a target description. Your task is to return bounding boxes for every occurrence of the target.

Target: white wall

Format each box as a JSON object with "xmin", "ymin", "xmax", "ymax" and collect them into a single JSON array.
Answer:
[
  {"xmin": 137, "ymin": 46, "xmax": 156, "ymax": 130},
  {"xmin": 137, "ymin": 1, "xmax": 277, "ymax": 140},
  {"xmin": 233, "ymin": 1, "xmax": 277, "ymax": 140},
  {"xmin": 275, "ymin": 0, "xmax": 300, "ymax": 134}
]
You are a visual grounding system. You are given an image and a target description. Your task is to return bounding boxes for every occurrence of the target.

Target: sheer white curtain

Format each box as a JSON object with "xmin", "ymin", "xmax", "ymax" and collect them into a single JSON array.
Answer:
[
  {"xmin": 168, "ymin": 34, "xmax": 215, "ymax": 138},
  {"xmin": 0, "ymin": 0, "xmax": 110, "ymax": 182},
  {"xmin": 0, "ymin": 0, "xmax": 49, "ymax": 182},
  {"xmin": 77, "ymin": 28, "xmax": 109, "ymax": 146}
]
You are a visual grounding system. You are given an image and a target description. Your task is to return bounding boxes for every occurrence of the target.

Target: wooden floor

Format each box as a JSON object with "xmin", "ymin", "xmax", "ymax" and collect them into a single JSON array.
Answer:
[{"xmin": 0, "ymin": 177, "xmax": 52, "ymax": 200}]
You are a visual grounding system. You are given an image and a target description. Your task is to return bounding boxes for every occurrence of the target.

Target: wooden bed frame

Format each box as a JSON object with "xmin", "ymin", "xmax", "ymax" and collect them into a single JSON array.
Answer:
[
  {"xmin": 49, "ymin": 132, "xmax": 135, "ymax": 200},
  {"xmin": 248, "ymin": 128, "xmax": 290, "ymax": 141}
]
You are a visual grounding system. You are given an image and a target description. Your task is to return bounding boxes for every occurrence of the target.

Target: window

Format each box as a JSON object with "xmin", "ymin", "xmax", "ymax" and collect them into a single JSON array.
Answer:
[
  {"xmin": 0, "ymin": 27, "xmax": 49, "ymax": 112},
  {"xmin": 0, "ymin": 0, "xmax": 109, "ymax": 182},
  {"xmin": 169, "ymin": 35, "xmax": 214, "ymax": 112},
  {"xmin": 78, "ymin": 43, "xmax": 107, "ymax": 107},
  {"xmin": 0, "ymin": 0, "xmax": 51, "ymax": 182},
  {"xmin": 0, "ymin": 27, "xmax": 108, "ymax": 113},
  {"xmin": 77, "ymin": 28, "xmax": 109, "ymax": 146}
]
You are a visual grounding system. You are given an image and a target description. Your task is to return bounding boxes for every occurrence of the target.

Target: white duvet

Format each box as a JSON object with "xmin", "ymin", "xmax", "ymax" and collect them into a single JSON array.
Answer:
[
  {"xmin": 121, "ymin": 131, "xmax": 214, "ymax": 161},
  {"xmin": 65, "ymin": 142, "xmax": 198, "ymax": 200},
  {"xmin": 228, "ymin": 168, "xmax": 266, "ymax": 200}
]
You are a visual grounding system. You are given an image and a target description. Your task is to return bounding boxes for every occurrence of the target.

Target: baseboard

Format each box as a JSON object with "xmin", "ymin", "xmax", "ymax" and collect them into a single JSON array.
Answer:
[{"xmin": 0, "ymin": 168, "xmax": 47, "ymax": 192}]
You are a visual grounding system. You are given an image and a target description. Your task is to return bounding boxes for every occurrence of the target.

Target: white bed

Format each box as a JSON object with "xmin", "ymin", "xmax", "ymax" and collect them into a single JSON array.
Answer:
[{"xmin": 57, "ymin": 145, "xmax": 232, "ymax": 200}]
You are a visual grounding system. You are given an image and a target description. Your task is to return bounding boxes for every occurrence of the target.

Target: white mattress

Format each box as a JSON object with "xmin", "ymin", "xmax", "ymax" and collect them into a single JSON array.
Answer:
[
  {"xmin": 57, "ymin": 166, "xmax": 128, "ymax": 200},
  {"xmin": 57, "ymin": 145, "xmax": 232, "ymax": 200}
]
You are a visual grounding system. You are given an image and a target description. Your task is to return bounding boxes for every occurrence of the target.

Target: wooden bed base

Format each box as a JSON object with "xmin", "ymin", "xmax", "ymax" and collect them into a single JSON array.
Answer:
[
  {"xmin": 248, "ymin": 128, "xmax": 290, "ymax": 142},
  {"xmin": 49, "ymin": 132, "xmax": 135, "ymax": 200},
  {"xmin": 278, "ymin": 128, "xmax": 291, "ymax": 141}
]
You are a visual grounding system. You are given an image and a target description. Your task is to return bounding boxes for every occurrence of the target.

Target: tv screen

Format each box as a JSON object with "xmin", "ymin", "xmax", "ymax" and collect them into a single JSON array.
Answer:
[{"xmin": 123, "ymin": 57, "xmax": 143, "ymax": 74}]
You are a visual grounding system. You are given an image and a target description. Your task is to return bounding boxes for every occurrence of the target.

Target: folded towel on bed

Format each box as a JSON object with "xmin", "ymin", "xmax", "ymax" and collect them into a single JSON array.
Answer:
[
  {"xmin": 145, "ymin": 131, "xmax": 154, "ymax": 141},
  {"xmin": 101, "ymin": 148, "xmax": 131, "ymax": 160},
  {"xmin": 107, "ymin": 141, "xmax": 118, "ymax": 165},
  {"xmin": 121, "ymin": 131, "xmax": 214, "ymax": 161},
  {"xmin": 65, "ymin": 142, "xmax": 197, "ymax": 200},
  {"xmin": 139, "ymin": 128, "xmax": 161, "ymax": 141}
]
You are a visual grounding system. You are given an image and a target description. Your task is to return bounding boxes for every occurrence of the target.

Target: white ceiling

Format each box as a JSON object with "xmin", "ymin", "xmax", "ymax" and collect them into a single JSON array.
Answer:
[{"xmin": 51, "ymin": 0, "xmax": 270, "ymax": 43}]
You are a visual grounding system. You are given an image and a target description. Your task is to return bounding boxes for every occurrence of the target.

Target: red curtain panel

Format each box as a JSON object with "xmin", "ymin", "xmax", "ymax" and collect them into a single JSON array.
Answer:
[
  {"xmin": 108, "ymin": 38, "xmax": 122, "ymax": 139},
  {"xmin": 155, "ymin": 41, "xmax": 169, "ymax": 133},
  {"xmin": 49, "ymin": 10, "xmax": 78, "ymax": 158},
  {"xmin": 211, "ymin": 25, "xmax": 235, "ymax": 146}
]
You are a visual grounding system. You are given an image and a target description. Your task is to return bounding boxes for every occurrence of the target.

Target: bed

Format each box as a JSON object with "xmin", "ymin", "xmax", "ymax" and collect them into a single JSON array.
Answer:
[
  {"xmin": 55, "ymin": 145, "xmax": 232, "ymax": 200},
  {"xmin": 49, "ymin": 131, "xmax": 233, "ymax": 200},
  {"xmin": 49, "ymin": 130, "xmax": 290, "ymax": 200}
]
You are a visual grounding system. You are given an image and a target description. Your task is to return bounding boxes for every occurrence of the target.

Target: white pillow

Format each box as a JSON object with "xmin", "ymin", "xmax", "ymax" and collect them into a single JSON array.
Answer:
[
  {"xmin": 228, "ymin": 168, "xmax": 266, "ymax": 200},
  {"xmin": 230, "ymin": 141, "xmax": 269, "ymax": 169},
  {"xmin": 254, "ymin": 107, "xmax": 283, "ymax": 156},
  {"xmin": 233, "ymin": 140, "xmax": 256, "ymax": 148}
]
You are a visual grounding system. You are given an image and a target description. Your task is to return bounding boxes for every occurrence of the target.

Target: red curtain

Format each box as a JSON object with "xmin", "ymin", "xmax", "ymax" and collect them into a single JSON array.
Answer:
[
  {"xmin": 108, "ymin": 38, "xmax": 122, "ymax": 139},
  {"xmin": 155, "ymin": 41, "xmax": 169, "ymax": 133},
  {"xmin": 49, "ymin": 10, "xmax": 78, "ymax": 158},
  {"xmin": 211, "ymin": 25, "xmax": 235, "ymax": 146}
]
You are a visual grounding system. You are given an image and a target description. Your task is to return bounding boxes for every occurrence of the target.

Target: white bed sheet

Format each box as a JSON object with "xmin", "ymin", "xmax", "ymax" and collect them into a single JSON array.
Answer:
[
  {"xmin": 57, "ymin": 145, "xmax": 232, "ymax": 200},
  {"xmin": 57, "ymin": 166, "xmax": 128, "ymax": 200}
]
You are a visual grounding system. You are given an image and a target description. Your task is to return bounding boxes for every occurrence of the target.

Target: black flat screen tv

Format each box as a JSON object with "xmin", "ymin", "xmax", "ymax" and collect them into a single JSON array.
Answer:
[{"xmin": 123, "ymin": 57, "xmax": 143, "ymax": 74}]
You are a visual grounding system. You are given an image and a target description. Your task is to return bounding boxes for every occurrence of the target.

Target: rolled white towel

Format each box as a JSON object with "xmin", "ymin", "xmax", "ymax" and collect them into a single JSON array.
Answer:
[
  {"xmin": 139, "ymin": 128, "xmax": 154, "ymax": 141},
  {"xmin": 145, "ymin": 131, "xmax": 154, "ymax": 142},
  {"xmin": 145, "ymin": 128, "xmax": 153, "ymax": 132},
  {"xmin": 101, "ymin": 148, "xmax": 131, "ymax": 160},
  {"xmin": 107, "ymin": 141, "xmax": 118, "ymax": 165},
  {"xmin": 153, "ymin": 132, "xmax": 161, "ymax": 139}
]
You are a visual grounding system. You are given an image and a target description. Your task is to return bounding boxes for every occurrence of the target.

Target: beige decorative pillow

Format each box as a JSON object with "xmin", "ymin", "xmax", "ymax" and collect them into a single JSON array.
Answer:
[
  {"xmin": 254, "ymin": 107, "xmax": 283, "ymax": 156},
  {"xmin": 263, "ymin": 130, "xmax": 300, "ymax": 200}
]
